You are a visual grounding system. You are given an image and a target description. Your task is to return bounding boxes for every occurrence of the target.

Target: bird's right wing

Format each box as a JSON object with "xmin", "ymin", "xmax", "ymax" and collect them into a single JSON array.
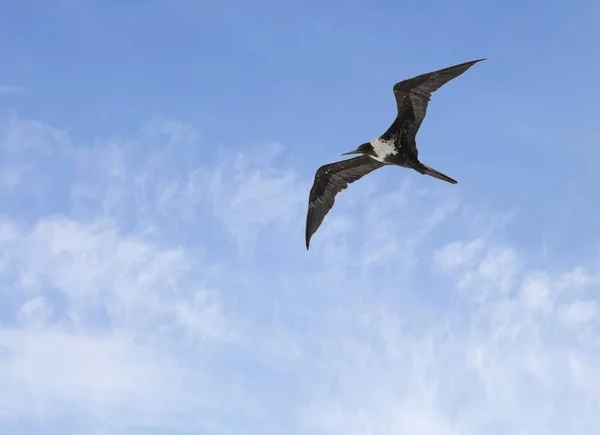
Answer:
[
  {"xmin": 305, "ymin": 155, "xmax": 385, "ymax": 249},
  {"xmin": 393, "ymin": 58, "xmax": 486, "ymax": 129}
]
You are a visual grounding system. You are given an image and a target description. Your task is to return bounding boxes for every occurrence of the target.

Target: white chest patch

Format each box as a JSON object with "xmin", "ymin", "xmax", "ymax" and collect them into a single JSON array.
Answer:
[{"xmin": 371, "ymin": 138, "xmax": 398, "ymax": 161}]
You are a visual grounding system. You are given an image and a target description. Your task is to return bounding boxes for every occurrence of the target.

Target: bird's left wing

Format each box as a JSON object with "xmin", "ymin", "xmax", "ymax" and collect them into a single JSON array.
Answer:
[{"xmin": 305, "ymin": 155, "xmax": 385, "ymax": 249}]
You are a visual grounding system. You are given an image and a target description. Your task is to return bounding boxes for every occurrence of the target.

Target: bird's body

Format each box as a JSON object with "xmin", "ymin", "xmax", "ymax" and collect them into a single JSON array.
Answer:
[{"xmin": 305, "ymin": 58, "xmax": 486, "ymax": 249}]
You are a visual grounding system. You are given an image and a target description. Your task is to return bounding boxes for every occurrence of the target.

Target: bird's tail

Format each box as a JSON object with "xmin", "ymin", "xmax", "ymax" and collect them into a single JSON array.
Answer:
[{"xmin": 418, "ymin": 163, "xmax": 458, "ymax": 184}]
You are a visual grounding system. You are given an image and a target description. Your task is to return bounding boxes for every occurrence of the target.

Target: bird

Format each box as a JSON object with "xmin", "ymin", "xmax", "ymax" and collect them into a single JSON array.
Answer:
[{"xmin": 305, "ymin": 58, "xmax": 486, "ymax": 249}]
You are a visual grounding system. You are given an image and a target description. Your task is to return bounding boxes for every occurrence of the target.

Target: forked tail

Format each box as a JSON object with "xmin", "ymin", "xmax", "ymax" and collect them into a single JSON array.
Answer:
[{"xmin": 418, "ymin": 163, "xmax": 458, "ymax": 184}]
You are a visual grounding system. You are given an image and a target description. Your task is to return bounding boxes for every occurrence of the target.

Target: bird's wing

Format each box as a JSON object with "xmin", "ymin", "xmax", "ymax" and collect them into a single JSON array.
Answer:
[
  {"xmin": 305, "ymin": 155, "xmax": 385, "ymax": 249},
  {"xmin": 393, "ymin": 58, "xmax": 486, "ymax": 130}
]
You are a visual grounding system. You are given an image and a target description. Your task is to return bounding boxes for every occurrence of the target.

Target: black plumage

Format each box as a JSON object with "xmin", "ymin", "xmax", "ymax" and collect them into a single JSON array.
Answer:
[{"xmin": 305, "ymin": 58, "xmax": 486, "ymax": 249}]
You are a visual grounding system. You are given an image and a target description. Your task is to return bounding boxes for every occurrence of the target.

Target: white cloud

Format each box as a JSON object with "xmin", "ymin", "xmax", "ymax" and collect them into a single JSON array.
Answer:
[
  {"xmin": 559, "ymin": 300, "xmax": 598, "ymax": 328},
  {"xmin": 434, "ymin": 238, "xmax": 485, "ymax": 271},
  {"xmin": 201, "ymin": 143, "xmax": 306, "ymax": 254},
  {"xmin": 0, "ymin": 111, "xmax": 599, "ymax": 434},
  {"xmin": 0, "ymin": 214, "xmax": 235, "ymax": 431},
  {"xmin": 0, "ymin": 85, "xmax": 26, "ymax": 96},
  {"xmin": 520, "ymin": 271, "xmax": 551, "ymax": 309},
  {"xmin": 0, "ymin": 328, "xmax": 196, "ymax": 422}
]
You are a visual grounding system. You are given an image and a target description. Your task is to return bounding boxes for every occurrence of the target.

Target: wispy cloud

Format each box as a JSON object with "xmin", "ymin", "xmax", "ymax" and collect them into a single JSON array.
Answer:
[
  {"xmin": 0, "ymin": 85, "xmax": 26, "ymax": 96},
  {"xmin": 0, "ymin": 111, "xmax": 599, "ymax": 434}
]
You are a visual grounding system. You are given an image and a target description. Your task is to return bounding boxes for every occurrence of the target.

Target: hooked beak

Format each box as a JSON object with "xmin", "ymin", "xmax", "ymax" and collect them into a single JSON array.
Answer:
[{"xmin": 341, "ymin": 148, "xmax": 360, "ymax": 156}]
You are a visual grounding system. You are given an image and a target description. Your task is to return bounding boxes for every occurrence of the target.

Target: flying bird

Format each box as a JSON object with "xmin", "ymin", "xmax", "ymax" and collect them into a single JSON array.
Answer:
[{"xmin": 305, "ymin": 58, "xmax": 486, "ymax": 249}]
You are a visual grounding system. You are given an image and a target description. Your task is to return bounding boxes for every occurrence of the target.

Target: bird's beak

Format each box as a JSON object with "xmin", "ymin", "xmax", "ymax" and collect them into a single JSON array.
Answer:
[{"xmin": 341, "ymin": 147, "xmax": 360, "ymax": 156}]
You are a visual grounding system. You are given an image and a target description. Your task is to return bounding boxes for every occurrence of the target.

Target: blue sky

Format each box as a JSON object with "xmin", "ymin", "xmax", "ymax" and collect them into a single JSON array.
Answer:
[{"xmin": 1, "ymin": 0, "xmax": 599, "ymax": 434}]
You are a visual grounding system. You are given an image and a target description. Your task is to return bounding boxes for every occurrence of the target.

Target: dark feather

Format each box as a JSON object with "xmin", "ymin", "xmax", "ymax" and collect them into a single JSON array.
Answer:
[
  {"xmin": 305, "ymin": 155, "xmax": 385, "ymax": 249},
  {"xmin": 393, "ymin": 58, "xmax": 486, "ymax": 134},
  {"xmin": 420, "ymin": 163, "xmax": 458, "ymax": 184}
]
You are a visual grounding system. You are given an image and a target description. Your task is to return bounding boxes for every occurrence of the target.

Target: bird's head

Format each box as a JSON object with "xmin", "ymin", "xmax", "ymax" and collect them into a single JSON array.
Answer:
[{"xmin": 341, "ymin": 142, "xmax": 374, "ymax": 157}]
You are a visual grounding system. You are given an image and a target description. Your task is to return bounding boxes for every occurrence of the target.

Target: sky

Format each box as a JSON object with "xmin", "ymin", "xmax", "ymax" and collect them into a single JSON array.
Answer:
[{"xmin": 1, "ymin": 0, "xmax": 599, "ymax": 434}]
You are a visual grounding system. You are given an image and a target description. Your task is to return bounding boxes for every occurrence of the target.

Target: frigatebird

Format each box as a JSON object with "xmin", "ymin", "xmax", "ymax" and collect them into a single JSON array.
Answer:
[{"xmin": 305, "ymin": 58, "xmax": 485, "ymax": 249}]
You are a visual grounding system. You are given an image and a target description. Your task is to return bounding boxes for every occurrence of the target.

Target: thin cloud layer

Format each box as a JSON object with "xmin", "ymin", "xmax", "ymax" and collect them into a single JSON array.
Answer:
[
  {"xmin": 0, "ymin": 85, "xmax": 26, "ymax": 96},
  {"xmin": 0, "ymin": 112, "xmax": 599, "ymax": 434}
]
